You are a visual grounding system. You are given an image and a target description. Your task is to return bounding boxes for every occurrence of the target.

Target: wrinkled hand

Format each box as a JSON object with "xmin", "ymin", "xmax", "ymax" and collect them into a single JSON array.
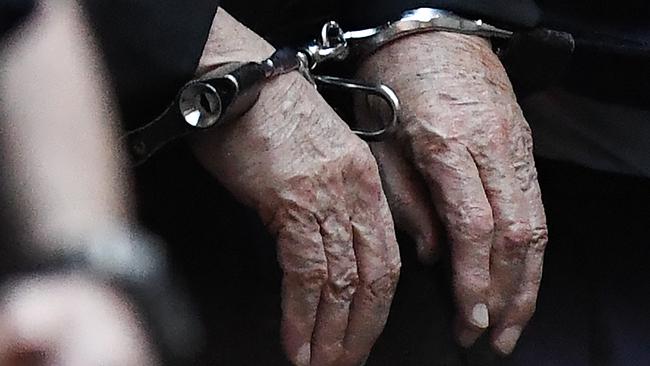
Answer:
[
  {"xmin": 0, "ymin": 275, "xmax": 155, "ymax": 366},
  {"xmin": 191, "ymin": 9, "xmax": 400, "ymax": 366},
  {"xmin": 356, "ymin": 32, "xmax": 548, "ymax": 355}
]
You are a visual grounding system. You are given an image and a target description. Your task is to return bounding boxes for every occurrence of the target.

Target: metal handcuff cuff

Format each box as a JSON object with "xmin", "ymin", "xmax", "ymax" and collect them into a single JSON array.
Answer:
[{"xmin": 124, "ymin": 8, "xmax": 513, "ymax": 166}]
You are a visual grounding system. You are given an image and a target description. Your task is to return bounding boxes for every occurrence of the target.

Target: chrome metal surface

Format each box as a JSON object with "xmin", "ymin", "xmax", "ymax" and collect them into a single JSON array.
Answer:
[
  {"xmin": 178, "ymin": 82, "xmax": 223, "ymax": 129},
  {"xmin": 125, "ymin": 7, "xmax": 510, "ymax": 162},
  {"xmin": 344, "ymin": 8, "xmax": 513, "ymax": 58},
  {"xmin": 302, "ymin": 8, "xmax": 513, "ymax": 71},
  {"xmin": 314, "ymin": 75, "xmax": 400, "ymax": 141},
  {"xmin": 288, "ymin": 8, "xmax": 512, "ymax": 141}
]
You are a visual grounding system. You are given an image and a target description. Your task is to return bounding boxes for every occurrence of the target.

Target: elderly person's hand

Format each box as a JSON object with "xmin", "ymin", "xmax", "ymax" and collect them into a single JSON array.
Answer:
[
  {"xmin": 190, "ymin": 9, "xmax": 400, "ymax": 366},
  {"xmin": 0, "ymin": 275, "xmax": 155, "ymax": 366},
  {"xmin": 356, "ymin": 32, "xmax": 548, "ymax": 355}
]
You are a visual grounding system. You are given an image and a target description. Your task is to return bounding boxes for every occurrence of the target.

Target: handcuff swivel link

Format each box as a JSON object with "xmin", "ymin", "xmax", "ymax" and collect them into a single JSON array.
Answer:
[{"xmin": 123, "ymin": 8, "xmax": 515, "ymax": 166}]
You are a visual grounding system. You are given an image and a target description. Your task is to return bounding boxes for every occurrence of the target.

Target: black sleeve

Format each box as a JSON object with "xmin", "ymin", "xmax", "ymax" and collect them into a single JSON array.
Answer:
[
  {"xmin": 340, "ymin": 0, "xmax": 542, "ymax": 30},
  {"xmin": 222, "ymin": 0, "xmax": 540, "ymax": 49},
  {"xmin": 82, "ymin": 0, "xmax": 219, "ymax": 128},
  {"xmin": 221, "ymin": 0, "xmax": 338, "ymax": 46},
  {"xmin": 0, "ymin": 0, "xmax": 36, "ymax": 38}
]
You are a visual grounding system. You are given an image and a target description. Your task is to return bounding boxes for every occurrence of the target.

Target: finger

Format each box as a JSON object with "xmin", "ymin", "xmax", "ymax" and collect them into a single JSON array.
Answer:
[
  {"xmin": 273, "ymin": 207, "xmax": 328, "ymax": 366},
  {"xmin": 469, "ymin": 129, "xmax": 532, "ymax": 319},
  {"xmin": 413, "ymin": 141, "xmax": 493, "ymax": 347},
  {"xmin": 370, "ymin": 140, "xmax": 442, "ymax": 264},
  {"xmin": 491, "ymin": 124, "xmax": 549, "ymax": 355},
  {"xmin": 356, "ymin": 95, "xmax": 441, "ymax": 264},
  {"xmin": 338, "ymin": 152, "xmax": 401, "ymax": 365},
  {"xmin": 310, "ymin": 177, "xmax": 359, "ymax": 366},
  {"xmin": 491, "ymin": 179, "xmax": 547, "ymax": 355}
]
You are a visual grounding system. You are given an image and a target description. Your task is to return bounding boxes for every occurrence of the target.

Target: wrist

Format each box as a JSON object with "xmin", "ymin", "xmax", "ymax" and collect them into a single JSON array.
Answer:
[
  {"xmin": 358, "ymin": 31, "xmax": 507, "ymax": 94},
  {"xmin": 189, "ymin": 70, "xmax": 313, "ymax": 160}
]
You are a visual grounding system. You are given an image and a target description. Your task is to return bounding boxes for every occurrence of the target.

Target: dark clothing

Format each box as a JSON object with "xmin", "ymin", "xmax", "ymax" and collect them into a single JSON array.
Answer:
[
  {"xmin": 178, "ymin": 2, "xmax": 648, "ymax": 365},
  {"xmin": 26, "ymin": 1, "xmax": 647, "ymax": 365},
  {"xmin": 77, "ymin": 0, "xmax": 649, "ymax": 129},
  {"xmin": 140, "ymin": 153, "xmax": 650, "ymax": 366},
  {"xmin": 221, "ymin": 0, "xmax": 650, "ymax": 108},
  {"xmin": 0, "ymin": 0, "xmax": 35, "ymax": 38},
  {"xmin": 538, "ymin": 0, "xmax": 650, "ymax": 108},
  {"xmin": 502, "ymin": 160, "xmax": 650, "ymax": 366},
  {"xmin": 82, "ymin": 0, "xmax": 219, "ymax": 129},
  {"xmin": 222, "ymin": 0, "xmax": 650, "ymax": 177},
  {"xmin": 522, "ymin": 88, "xmax": 650, "ymax": 179},
  {"xmin": 368, "ymin": 159, "xmax": 650, "ymax": 366}
]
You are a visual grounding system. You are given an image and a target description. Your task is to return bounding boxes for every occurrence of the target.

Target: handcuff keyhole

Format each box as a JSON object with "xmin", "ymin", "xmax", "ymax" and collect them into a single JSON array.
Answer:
[
  {"xmin": 179, "ymin": 82, "xmax": 222, "ymax": 128},
  {"xmin": 200, "ymin": 93, "xmax": 213, "ymax": 114}
]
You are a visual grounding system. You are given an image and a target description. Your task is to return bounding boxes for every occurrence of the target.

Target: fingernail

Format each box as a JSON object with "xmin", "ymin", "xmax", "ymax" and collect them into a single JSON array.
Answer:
[
  {"xmin": 471, "ymin": 303, "xmax": 489, "ymax": 329},
  {"xmin": 457, "ymin": 328, "xmax": 480, "ymax": 348},
  {"xmin": 494, "ymin": 326, "xmax": 522, "ymax": 355}
]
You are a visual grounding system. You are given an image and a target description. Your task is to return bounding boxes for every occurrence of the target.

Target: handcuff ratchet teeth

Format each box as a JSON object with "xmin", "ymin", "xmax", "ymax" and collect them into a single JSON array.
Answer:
[{"xmin": 124, "ymin": 8, "xmax": 512, "ymax": 166}]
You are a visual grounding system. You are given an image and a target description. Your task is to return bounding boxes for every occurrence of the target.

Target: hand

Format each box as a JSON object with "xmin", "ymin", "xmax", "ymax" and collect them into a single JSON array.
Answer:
[
  {"xmin": 191, "ymin": 9, "xmax": 401, "ymax": 366},
  {"xmin": 0, "ymin": 275, "xmax": 155, "ymax": 366},
  {"xmin": 356, "ymin": 32, "xmax": 548, "ymax": 355}
]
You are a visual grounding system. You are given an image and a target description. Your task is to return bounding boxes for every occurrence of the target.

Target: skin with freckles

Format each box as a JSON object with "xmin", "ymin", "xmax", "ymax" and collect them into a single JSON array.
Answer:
[
  {"xmin": 356, "ymin": 32, "xmax": 548, "ymax": 355},
  {"xmin": 191, "ymin": 9, "xmax": 401, "ymax": 366}
]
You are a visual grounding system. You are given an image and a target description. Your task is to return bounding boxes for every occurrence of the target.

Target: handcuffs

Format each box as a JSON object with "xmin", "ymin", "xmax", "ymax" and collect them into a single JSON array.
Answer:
[{"xmin": 124, "ymin": 8, "xmax": 514, "ymax": 166}]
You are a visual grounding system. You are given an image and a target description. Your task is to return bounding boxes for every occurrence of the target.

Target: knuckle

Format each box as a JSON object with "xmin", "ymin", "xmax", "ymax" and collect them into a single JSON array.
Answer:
[
  {"xmin": 326, "ymin": 269, "xmax": 359, "ymax": 301},
  {"xmin": 503, "ymin": 222, "xmax": 532, "ymax": 246},
  {"xmin": 461, "ymin": 210, "xmax": 495, "ymax": 240},
  {"xmin": 268, "ymin": 203, "xmax": 318, "ymax": 238},
  {"xmin": 365, "ymin": 264, "xmax": 401, "ymax": 298},
  {"xmin": 287, "ymin": 264, "xmax": 328, "ymax": 291},
  {"xmin": 530, "ymin": 225, "xmax": 549, "ymax": 253},
  {"xmin": 495, "ymin": 222, "xmax": 532, "ymax": 262}
]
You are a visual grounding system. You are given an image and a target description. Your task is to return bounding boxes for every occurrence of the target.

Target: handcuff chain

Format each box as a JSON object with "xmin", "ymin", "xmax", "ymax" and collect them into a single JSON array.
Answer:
[
  {"xmin": 123, "ymin": 8, "xmax": 516, "ymax": 166},
  {"xmin": 299, "ymin": 21, "xmax": 349, "ymax": 72},
  {"xmin": 289, "ymin": 8, "xmax": 514, "ymax": 142},
  {"xmin": 300, "ymin": 8, "xmax": 514, "ymax": 73}
]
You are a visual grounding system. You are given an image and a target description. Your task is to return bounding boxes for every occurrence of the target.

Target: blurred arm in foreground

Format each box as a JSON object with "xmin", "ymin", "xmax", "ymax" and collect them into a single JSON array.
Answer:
[{"xmin": 0, "ymin": 1, "xmax": 161, "ymax": 364}]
